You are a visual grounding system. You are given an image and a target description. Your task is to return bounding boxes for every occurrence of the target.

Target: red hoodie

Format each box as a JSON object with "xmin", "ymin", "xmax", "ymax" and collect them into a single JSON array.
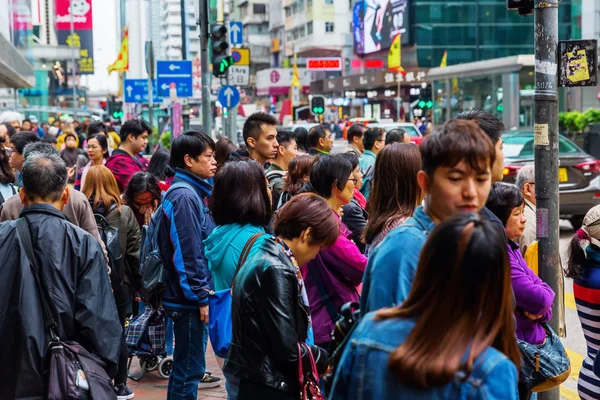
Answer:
[{"xmin": 106, "ymin": 149, "xmax": 149, "ymax": 192}]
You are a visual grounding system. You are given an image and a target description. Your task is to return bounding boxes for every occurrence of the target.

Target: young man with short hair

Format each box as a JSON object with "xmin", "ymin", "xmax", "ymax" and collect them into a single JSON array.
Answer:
[
  {"xmin": 361, "ymin": 119, "xmax": 496, "ymax": 314},
  {"xmin": 308, "ymin": 125, "xmax": 333, "ymax": 155},
  {"xmin": 266, "ymin": 130, "xmax": 298, "ymax": 209},
  {"xmin": 358, "ymin": 127, "xmax": 386, "ymax": 200},
  {"xmin": 344, "ymin": 123, "xmax": 366, "ymax": 157},
  {"xmin": 106, "ymin": 119, "xmax": 150, "ymax": 192},
  {"xmin": 159, "ymin": 131, "xmax": 221, "ymax": 397},
  {"xmin": 232, "ymin": 112, "xmax": 279, "ymax": 166},
  {"xmin": 10, "ymin": 131, "xmax": 40, "ymax": 187}
]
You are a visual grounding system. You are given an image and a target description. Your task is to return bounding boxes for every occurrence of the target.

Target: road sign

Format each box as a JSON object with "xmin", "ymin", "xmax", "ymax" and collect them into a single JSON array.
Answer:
[
  {"xmin": 157, "ymin": 60, "xmax": 193, "ymax": 97},
  {"xmin": 229, "ymin": 21, "xmax": 243, "ymax": 45},
  {"xmin": 228, "ymin": 48, "xmax": 250, "ymax": 86},
  {"xmin": 218, "ymin": 85, "xmax": 240, "ymax": 108},
  {"xmin": 124, "ymin": 79, "xmax": 162, "ymax": 103},
  {"xmin": 231, "ymin": 48, "xmax": 250, "ymax": 65}
]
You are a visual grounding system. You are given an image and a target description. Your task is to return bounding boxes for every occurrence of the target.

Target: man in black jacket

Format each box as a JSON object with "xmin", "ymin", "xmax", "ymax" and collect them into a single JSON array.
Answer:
[{"xmin": 0, "ymin": 148, "xmax": 121, "ymax": 399}]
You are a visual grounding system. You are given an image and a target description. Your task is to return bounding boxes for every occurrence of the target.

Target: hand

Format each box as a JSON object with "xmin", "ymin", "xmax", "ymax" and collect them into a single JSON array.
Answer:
[
  {"xmin": 524, "ymin": 311, "xmax": 543, "ymax": 321},
  {"xmin": 200, "ymin": 305, "xmax": 209, "ymax": 323},
  {"xmin": 67, "ymin": 167, "xmax": 76, "ymax": 179}
]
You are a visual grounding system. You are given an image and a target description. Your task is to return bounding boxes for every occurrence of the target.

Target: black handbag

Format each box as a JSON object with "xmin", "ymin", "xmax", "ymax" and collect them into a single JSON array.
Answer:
[{"xmin": 16, "ymin": 218, "xmax": 117, "ymax": 400}]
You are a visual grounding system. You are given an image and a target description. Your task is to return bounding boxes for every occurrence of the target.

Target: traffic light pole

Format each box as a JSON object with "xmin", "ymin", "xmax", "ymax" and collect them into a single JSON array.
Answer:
[
  {"xmin": 198, "ymin": 0, "xmax": 212, "ymax": 136},
  {"xmin": 534, "ymin": 0, "xmax": 561, "ymax": 399}
]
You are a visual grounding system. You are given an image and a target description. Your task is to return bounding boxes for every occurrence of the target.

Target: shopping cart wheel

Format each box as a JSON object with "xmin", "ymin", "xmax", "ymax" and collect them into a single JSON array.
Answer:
[
  {"xmin": 158, "ymin": 356, "xmax": 174, "ymax": 379},
  {"xmin": 140, "ymin": 357, "xmax": 158, "ymax": 371}
]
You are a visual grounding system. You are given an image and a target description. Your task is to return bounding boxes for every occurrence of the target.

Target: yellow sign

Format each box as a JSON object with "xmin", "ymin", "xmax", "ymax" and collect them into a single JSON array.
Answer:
[
  {"xmin": 566, "ymin": 49, "xmax": 590, "ymax": 83},
  {"xmin": 231, "ymin": 48, "xmax": 250, "ymax": 66},
  {"xmin": 388, "ymin": 35, "xmax": 402, "ymax": 72}
]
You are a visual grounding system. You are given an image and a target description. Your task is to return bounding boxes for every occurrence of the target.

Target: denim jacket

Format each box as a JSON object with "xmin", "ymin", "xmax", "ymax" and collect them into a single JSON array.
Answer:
[
  {"xmin": 329, "ymin": 313, "xmax": 519, "ymax": 400},
  {"xmin": 360, "ymin": 206, "xmax": 435, "ymax": 315}
]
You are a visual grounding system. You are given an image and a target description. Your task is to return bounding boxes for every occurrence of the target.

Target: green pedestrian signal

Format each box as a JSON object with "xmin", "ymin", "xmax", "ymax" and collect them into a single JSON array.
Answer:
[
  {"xmin": 418, "ymin": 100, "xmax": 426, "ymax": 108},
  {"xmin": 426, "ymin": 100, "xmax": 433, "ymax": 108},
  {"xmin": 211, "ymin": 24, "xmax": 231, "ymax": 78},
  {"xmin": 112, "ymin": 111, "xmax": 124, "ymax": 119},
  {"xmin": 310, "ymin": 95, "xmax": 326, "ymax": 116},
  {"xmin": 218, "ymin": 56, "xmax": 235, "ymax": 74}
]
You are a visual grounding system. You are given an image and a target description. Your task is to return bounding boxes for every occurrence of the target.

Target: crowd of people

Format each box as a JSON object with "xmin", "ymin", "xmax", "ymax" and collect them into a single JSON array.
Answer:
[{"xmin": 0, "ymin": 108, "xmax": 597, "ymax": 400}]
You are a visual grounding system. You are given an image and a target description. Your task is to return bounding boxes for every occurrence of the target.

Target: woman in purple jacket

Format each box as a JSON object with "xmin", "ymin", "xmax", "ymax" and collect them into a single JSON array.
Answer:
[
  {"xmin": 302, "ymin": 155, "xmax": 368, "ymax": 349},
  {"xmin": 486, "ymin": 182, "xmax": 555, "ymax": 346}
]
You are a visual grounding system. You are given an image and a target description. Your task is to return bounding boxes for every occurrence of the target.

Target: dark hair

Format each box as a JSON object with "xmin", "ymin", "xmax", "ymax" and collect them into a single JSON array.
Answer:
[
  {"xmin": 170, "ymin": 131, "xmax": 216, "ymax": 170},
  {"xmin": 123, "ymin": 172, "xmax": 162, "ymax": 206},
  {"xmin": 88, "ymin": 121, "xmax": 107, "ymax": 136},
  {"xmin": 309, "ymin": 154, "xmax": 352, "ymax": 198},
  {"xmin": 421, "ymin": 119, "xmax": 496, "ymax": 178},
  {"xmin": 283, "ymin": 155, "xmax": 314, "ymax": 195},
  {"xmin": 339, "ymin": 152, "xmax": 359, "ymax": 171},
  {"xmin": 3, "ymin": 123, "xmax": 16, "ymax": 138},
  {"xmin": 485, "ymin": 182, "xmax": 524, "ymax": 226},
  {"xmin": 87, "ymin": 134, "xmax": 109, "ymax": 158},
  {"xmin": 308, "ymin": 125, "xmax": 328, "ymax": 149},
  {"xmin": 274, "ymin": 193, "xmax": 339, "ymax": 247},
  {"xmin": 215, "ymin": 136, "xmax": 237, "ymax": 170},
  {"xmin": 119, "ymin": 118, "xmax": 151, "ymax": 143},
  {"xmin": 376, "ymin": 212, "xmax": 520, "ymax": 388},
  {"xmin": 456, "ymin": 110, "xmax": 504, "ymax": 145},
  {"xmin": 0, "ymin": 146, "xmax": 14, "ymax": 184},
  {"xmin": 22, "ymin": 152, "xmax": 67, "ymax": 202},
  {"xmin": 12, "ymin": 131, "xmax": 40, "ymax": 154},
  {"xmin": 362, "ymin": 127, "xmax": 385, "ymax": 151},
  {"xmin": 242, "ymin": 112, "xmax": 277, "ymax": 146},
  {"xmin": 65, "ymin": 132, "xmax": 77, "ymax": 141},
  {"xmin": 566, "ymin": 235, "xmax": 588, "ymax": 280},
  {"xmin": 147, "ymin": 148, "xmax": 171, "ymax": 181},
  {"xmin": 276, "ymin": 129, "xmax": 294, "ymax": 148},
  {"xmin": 293, "ymin": 127, "xmax": 310, "ymax": 153},
  {"xmin": 385, "ymin": 129, "xmax": 406, "ymax": 145},
  {"xmin": 347, "ymin": 123, "xmax": 366, "ymax": 144},
  {"xmin": 24, "ymin": 142, "xmax": 59, "ymax": 159},
  {"xmin": 210, "ymin": 160, "xmax": 272, "ymax": 226},
  {"xmin": 363, "ymin": 143, "xmax": 421, "ymax": 244}
]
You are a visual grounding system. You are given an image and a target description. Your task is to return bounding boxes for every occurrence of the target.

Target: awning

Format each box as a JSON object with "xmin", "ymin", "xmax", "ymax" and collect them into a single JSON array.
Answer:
[
  {"xmin": 0, "ymin": 34, "xmax": 34, "ymax": 88},
  {"xmin": 426, "ymin": 55, "xmax": 534, "ymax": 81}
]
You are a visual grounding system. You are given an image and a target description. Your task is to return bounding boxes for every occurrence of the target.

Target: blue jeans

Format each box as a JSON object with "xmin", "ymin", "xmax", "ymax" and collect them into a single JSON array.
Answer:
[{"xmin": 165, "ymin": 308, "xmax": 208, "ymax": 400}]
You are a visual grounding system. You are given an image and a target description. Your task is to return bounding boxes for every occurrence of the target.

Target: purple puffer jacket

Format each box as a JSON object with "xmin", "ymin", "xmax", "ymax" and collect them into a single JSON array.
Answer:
[
  {"xmin": 301, "ymin": 211, "xmax": 368, "ymax": 345},
  {"xmin": 507, "ymin": 240, "xmax": 555, "ymax": 344}
]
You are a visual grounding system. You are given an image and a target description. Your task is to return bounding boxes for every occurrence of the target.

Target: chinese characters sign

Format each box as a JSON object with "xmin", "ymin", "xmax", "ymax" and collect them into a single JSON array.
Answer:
[{"xmin": 55, "ymin": 0, "xmax": 94, "ymax": 75}]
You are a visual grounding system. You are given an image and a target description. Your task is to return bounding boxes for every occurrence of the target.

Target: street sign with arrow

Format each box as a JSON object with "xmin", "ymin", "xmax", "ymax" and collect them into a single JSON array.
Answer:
[
  {"xmin": 229, "ymin": 21, "xmax": 243, "ymax": 45},
  {"xmin": 124, "ymin": 79, "xmax": 161, "ymax": 103},
  {"xmin": 157, "ymin": 60, "xmax": 193, "ymax": 97},
  {"xmin": 218, "ymin": 85, "xmax": 240, "ymax": 108}
]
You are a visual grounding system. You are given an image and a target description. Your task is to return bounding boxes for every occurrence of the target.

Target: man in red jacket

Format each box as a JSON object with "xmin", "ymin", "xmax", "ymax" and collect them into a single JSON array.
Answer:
[{"xmin": 106, "ymin": 119, "xmax": 150, "ymax": 192}]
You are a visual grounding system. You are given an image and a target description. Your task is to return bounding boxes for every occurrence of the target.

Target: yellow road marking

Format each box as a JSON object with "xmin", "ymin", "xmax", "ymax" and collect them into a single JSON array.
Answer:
[
  {"xmin": 565, "ymin": 347, "xmax": 583, "ymax": 381},
  {"xmin": 565, "ymin": 291, "xmax": 576, "ymax": 311},
  {"xmin": 560, "ymin": 385, "xmax": 580, "ymax": 400}
]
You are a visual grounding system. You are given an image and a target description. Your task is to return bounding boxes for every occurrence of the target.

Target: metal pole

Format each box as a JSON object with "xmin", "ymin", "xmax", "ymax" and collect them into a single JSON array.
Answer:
[
  {"xmin": 147, "ymin": 1, "xmax": 154, "ymax": 136},
  {"xmin": 396, "ymin": 80, "xmax": 401, "ymax": 121},
  {"xmin": 69, "ymin": 0, "xmax": 78, "ymax": 109},
  {"xmin": 534, "ymin": 0, "xmax": 561, "ymax": 398},
  {"xmin": 181, "ymin": 0, "xmax": 188, "ymax": 60},
  {"xmin": 199, "ymin": 0, "xmax": 212, "ymax": 136}
]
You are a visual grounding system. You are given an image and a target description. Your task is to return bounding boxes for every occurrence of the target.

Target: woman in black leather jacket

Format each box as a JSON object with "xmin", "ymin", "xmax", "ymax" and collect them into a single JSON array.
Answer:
[{"xmin": 225, "ymin": 193, "xmax": 339, "ymax": 399}]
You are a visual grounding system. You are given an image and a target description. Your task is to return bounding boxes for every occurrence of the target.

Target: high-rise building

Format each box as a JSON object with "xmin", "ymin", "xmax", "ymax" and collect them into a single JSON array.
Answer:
[
  {"xmin": 0, "ymin": 0, "xmax": 35, "ymax": 88},
  {"xmin": 239, "ymin": 0, "xmax": 271, "ymax": 76},
  {"xmin": 159, "ymin": 0, "xmax": 199, "ymax": 60}
]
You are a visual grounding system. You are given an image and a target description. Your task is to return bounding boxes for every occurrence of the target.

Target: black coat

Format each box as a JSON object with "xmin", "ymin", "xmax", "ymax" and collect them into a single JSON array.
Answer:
[
  {"xmin": 224, "ymin": 237, "xmax": 328, "ymax": 395},
  {"xmin": 342, "ymin": 198, "xmax": 368, "ymax": 253},
  {"xmin": 0, "ymin": 204, "xmax": 122, "ymax": 399}
]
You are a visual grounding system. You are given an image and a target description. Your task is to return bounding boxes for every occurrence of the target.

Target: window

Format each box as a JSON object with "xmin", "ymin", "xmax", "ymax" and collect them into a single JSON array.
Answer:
[
  {"xmin": 299, "ymin": 26, "xmax": 306, "ymax": 38},
  {"xmin": 253, "ymin": 4, "xmax": 266, "ymax": 14},
  {"xmin": 325, "ymin": 22, "xmax": 334, "ymax": 32},
  {"xmin": 307, "ymin": 21, "xmax": 313, "ymax": 35},
  {"xmin": 307, "ymin": 0, "xmax": 312, "ymax": 7},
  {"xmin": 287, "ymin": 31, "xmax": 293, "ymax": 41},
  {"xmin": 325, "ymin": 0, "xmax": 333, "ymax": 4},
  {"xmin": 285, "ymin": 7, "xmax": 291, "ymax": 16}
]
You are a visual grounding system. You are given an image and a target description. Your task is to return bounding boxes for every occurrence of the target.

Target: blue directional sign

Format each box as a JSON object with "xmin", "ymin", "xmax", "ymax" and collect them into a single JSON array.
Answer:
[
  {"xmin": 218, "ymin": 85, "xmax": 240, "ymax": 108},
  {"xmin": 157, "ymin": 60, "xmax": 193, "ymax": 97},
  {"xmin": 124, "ymin": 79, "xmax": 162, "ymax": 103},
  {"xmin": 229, "ymin": 21, "xmax": 243, "ymax": 45}
]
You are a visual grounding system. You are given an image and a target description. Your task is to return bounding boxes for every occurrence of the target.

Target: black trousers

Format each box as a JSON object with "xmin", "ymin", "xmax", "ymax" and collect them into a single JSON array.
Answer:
[
  {"xmin": 114, "ymin": 284, "xmax": 131, "ymax": 386},
  {"xmin": 238, "ymin": 379, "xmax": 297, "ymax": 400}
]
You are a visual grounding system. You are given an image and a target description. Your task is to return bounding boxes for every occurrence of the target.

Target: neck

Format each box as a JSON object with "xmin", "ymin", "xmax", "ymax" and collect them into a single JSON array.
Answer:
[
  {"xmin": 25, "ymin": 199, "xmax": 64, "ymax": 211},
  {"xmin": 248, "ymin": 149, "xmax": 267, "ymax": 166},
  {"xmin": 91, "ymin": 158, "xmax": 104, "ymax": 166},
  {"xmin": 120, "ymin": 144, "xmax": 136, "ymax": 157},
  {"xmin": 422, "ymin": 198, "xmax": 442, "ymax": 225},
  {"xmin": 325, "ymin": 196, "xmax": 343, "ymax": 216}
]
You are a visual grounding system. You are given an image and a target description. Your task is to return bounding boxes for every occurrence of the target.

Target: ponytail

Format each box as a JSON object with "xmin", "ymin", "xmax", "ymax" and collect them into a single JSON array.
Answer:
[{"xmin": 565, "ymin": 233, "xmax": 587, "ymax": 279}]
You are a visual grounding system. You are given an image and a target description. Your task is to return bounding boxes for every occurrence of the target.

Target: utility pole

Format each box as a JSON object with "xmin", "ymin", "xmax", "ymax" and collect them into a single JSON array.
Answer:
[
  {"xmin": 533, "ymin": 0, "xmax": 561, "ymax": 398},
  {"xmin": 181, "ymin": 0, "xmax": 188, "ymax": 60},
  {"xmin": 69, "ymin": 0, "xmax": 78, "ymax": 109},
  {"xmin": 198, "ymin": 0, "xmax": 212, "ymax": 136},
  {"xmin": 147, "ymin": 1, "xmax": 155, "ymax": 134}
]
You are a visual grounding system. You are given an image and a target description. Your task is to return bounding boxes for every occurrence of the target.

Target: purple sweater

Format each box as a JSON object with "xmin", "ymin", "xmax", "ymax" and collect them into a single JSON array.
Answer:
[{"xmin": 507, "ymin": 240, "xmax": 555, "ymax": 344}]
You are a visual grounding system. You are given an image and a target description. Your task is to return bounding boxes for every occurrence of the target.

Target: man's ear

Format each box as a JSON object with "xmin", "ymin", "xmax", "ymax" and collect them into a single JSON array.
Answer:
[
  {"xmin": 417, "ymin": 170, "xmax": 430, "ymax": 197},
  {"xmin": 19, "ymin": 187, "xmax": 26, "ymax": 205},
  {"xmin": 247, "ymin": 137, "xmax": 256, "ymax": 150},
  {"xmin": 62, "ymin": 185, "xmax": 70, "ymax": 205}
]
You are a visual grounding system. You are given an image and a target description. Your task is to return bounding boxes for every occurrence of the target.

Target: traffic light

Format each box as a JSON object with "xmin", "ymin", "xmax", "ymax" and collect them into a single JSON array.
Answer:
[
  {"xmin": 112, "ymin": 100, "xmax": 124, "ymax": 120},
  {"xmin": 211, "ymin": 24, "xmax": 234, "ymax": 77},
  {"xmin": 310, "ymin": 95, "xmax": 326, "ymax": 115}
]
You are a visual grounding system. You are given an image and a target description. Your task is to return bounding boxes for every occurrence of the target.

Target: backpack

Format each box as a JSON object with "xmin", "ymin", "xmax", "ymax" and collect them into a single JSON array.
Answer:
[
  {"xmin": 266, "ymin": 169, "xmax": 286, "ymax": 184},
  {"xmin": 360, "ymin": 164, "xmax": 374, "ymax": 201},
  {"xmin": 139, "ymin": 182, "xmax": 201, "ymax": 309},
  {"xmin": 94, "ymin": 206, "xmax": 124, "ymax": 292}
]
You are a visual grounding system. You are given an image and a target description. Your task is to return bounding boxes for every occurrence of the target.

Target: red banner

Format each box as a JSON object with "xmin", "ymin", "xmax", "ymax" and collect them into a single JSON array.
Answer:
[{"xmin": 55, "ymin": 0, "xmax": 93, "ymax": 31}]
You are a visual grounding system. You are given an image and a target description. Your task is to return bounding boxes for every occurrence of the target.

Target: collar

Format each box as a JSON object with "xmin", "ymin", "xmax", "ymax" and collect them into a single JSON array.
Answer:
[
  {"xmin": 363, "ymin": 150, "xmax": 376, "ymax": 158},
  {"xmin": 20, "ymin": 203, "xmax": 69, "ymax": 220},
  {"xmin": 525, "ymin": 199, "xmax": 536, "ymax": 211},
  {"xmin": 413, "ymin": 206, "xmax": 437, "ymax": 232},
  {"xmin": 315, "ymin": 149, "xmax": 329, "ymax": 155},
  {"xmin": 508, "ymin": 239, "xmax": 520, "ymax": 251},
  {"xmin": 267, "ymin": 162, "xmax": 284, "ymax": 172},
  {"xmin": 173, "ymin": 168, "xmax": 213, "ymax": 198}
]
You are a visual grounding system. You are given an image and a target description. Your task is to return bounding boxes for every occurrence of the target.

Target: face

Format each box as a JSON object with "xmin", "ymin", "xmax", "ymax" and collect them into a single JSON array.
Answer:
[
  {"xmin": 65, "ymin": 136, "xmax": 77, "ymax": 148},
  {"xmin": 10, "ymin": 151, "xmax": 24, "ymax": 171},
  {"xmin": 353, "ymin": 166, "xmax": 363, "ymax": 190},
  {"xmin": 248, "ymin": 124, "xmax": 279, "ymax": 162},
  {"xmin": 492, "ymin": 138, "xmax": 505, "ymax": 183},
  {"xmin": 354, "ymin": 130, "xmax": 366, "ymax": 151},
  {"xmin": 373, "ymin": 131, "xmax": 387, "ymax": 153},
  {"xmin": 185, "ymin": 148, "xmax": 217, "ymax": 179},
  {"xmin": 419, "ymin": 160, "xmax": 492, "ymax": 223},
  {"xmin": 505, "ymin": 203, "xmax": 527, "ymax": 241},
  {"xmin": 280, "ymin": 138, "xmax": 298, "ymax": 166},
  {"xmin": 11, "ymin": 121, "xmax": 20, "ymax": 131},
  {"xmin": 129, "ymin": 131, "xmax": 149, "ymax": 154},
  {"xmin": 319, "ymin": 129, "xmax": 334, "ymax": 152},
  {"xmin": 292, "ymin": 228, "xmax": 325, "ymax": 266},
  {"xmin": 21, "ymin": 121, "xmax": 31, "ymax": 131},
  {"xmin": 0, "ymin": 125, "xmax": 7, "ymax": 144},
  {"xmin": 86, "ymin": 138, "xmax": 106, "ymax": 162},
  {"xmin": 402, "ymin": 134, "xmax": 412, "ymax": 144},
  {"xmin": 334, "ymin": 172, "xmax": 356, "ymax": 205}
]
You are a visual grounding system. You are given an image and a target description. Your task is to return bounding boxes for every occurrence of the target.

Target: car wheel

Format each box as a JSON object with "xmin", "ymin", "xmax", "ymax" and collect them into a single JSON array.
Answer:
[{"xmin": 570, "ymin": 215, "xmax": 584, "ymax": 230}]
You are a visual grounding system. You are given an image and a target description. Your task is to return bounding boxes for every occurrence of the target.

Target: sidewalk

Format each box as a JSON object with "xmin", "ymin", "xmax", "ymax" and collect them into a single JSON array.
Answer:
[{"xmin": 127, "ymin": 343, "xmax": 227, "ymax": 400}]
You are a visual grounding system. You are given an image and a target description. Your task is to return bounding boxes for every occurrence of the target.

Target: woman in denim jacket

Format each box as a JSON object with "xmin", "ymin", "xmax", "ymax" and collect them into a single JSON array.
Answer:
[{"xmin": 330, "ymin": 213, "xmax": 521, "ymax": 399}]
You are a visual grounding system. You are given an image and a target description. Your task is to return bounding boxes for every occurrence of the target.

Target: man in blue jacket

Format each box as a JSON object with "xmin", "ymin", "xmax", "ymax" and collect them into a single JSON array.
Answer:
[
  {"xmin": 158, "ymin": 131, "xmax": 220, "ymax": 399},
  {"xmin": 361, "ymin": 119, "xmax": 496, "ymax": 314}
]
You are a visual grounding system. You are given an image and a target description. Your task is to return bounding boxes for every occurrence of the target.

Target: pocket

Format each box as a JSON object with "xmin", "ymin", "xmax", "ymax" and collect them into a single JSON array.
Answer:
[{"xmin": 166, "ymin": 310, "xmax": 182, "ymax": 320}]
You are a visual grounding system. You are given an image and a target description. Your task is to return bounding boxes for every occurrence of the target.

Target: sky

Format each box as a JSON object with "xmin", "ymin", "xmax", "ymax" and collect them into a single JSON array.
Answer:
[{"xmin": 86, "ymin": 0, "xmax": 119, "ymax": 94}]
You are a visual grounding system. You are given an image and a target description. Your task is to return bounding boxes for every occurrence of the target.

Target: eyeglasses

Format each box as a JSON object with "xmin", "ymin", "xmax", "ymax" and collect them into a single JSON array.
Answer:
[{"xmin": 348, "ymin": 178, "xmax": 358, "ymax": 185}]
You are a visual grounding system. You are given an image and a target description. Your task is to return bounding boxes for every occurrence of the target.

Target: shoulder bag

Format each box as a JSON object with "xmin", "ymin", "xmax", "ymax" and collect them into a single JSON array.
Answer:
[
  {"xmin": 297, "ymin": 342, "xmax": 325, "ymax": 400},
  {"xmin": 16, "ymin": 218, "xmax": 117, "ymax": 400},
  {"xmin": 208, "ymin": 232, "xmax": 264, "ymax": 358}
]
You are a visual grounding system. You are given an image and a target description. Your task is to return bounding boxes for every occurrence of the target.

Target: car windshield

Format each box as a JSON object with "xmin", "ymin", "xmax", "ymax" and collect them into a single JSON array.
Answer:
[
  {"xmin": 502, "ymin": 132, "xmax": 582, "ymax": 158},
  {"xmin": 371, "ymin": 124, "xmax": 421, "ymax": 137}
]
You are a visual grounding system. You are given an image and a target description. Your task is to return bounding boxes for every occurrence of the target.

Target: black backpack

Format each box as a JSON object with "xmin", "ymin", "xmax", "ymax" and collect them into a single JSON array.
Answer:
[{"xmin": 94, "ymin": 207, "xmax": 124, "ymax": 292}]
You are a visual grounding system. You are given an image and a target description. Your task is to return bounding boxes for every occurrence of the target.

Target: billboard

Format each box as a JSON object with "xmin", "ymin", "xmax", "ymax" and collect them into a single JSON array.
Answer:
[
  {"xmin": 55, "ymin": 0, "xmax": 94, "ymax": 74},
  {"xmin": 355, "ymin": 0, "xmax": 409, "ymax": 55}
]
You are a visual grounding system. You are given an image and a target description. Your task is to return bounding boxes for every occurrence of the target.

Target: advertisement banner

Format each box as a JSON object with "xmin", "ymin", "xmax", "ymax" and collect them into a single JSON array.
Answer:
[
  {"xmin": 55, "ymin": 0, "xmax": 94, "ymax": 74},
  {"xmin": 57, "ymin": 29, "xmax": 94, "ymax": 74},
  {"xmin": 359, "ymin": 0, "xmax": 409, "ymax": 55},
  {"xmin": 11, "ymin": 0, "xmax": 33, "ymax": 50}
]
